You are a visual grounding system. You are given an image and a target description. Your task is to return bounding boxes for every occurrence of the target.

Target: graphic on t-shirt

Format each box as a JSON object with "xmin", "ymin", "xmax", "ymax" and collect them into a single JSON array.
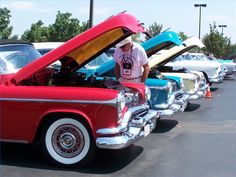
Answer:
[{"xmin": 120, "ymin": 53, "xmax": 135, "ymax": 75}]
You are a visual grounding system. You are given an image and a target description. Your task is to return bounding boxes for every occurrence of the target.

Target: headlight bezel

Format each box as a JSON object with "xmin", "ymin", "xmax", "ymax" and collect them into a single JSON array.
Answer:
[
  {"xmin": 145, "ymin": 86, "xmax": 151, "ymax": 101},
  {"xmin": 117, "ymin": 93, "xmax": 126, "ymax": 123},
  {"xmin": 179, "ymin": 78, "xmax": 184, "ymax": 91},
  {"xmin": 167, "ymin": 82, "xmax": 173, "ymax": 95}
]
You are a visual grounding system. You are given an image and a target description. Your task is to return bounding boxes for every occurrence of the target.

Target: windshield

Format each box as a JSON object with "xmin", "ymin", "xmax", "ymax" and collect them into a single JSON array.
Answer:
[
  {"xmin": 182, "ymin": 54, "xmax": 198, "ymax": 61},
  {"xmin": 37, "ymin": 49, "xmax": 52, "ymax": 55},
  {"xmin": 171, "ymin": 55, "xmax": 185, "ymax": 62},
  {"xmin": 50, "ymin": 53, "xmax": 113, "ymax": 73},
  {"xmin": 190, "ymin": 54, "xmax": 209, "ymax": 61},
  {"xmin": 85, "ymin": 53, "xmax": 112, "ymax": 69},
  {"xmin": 0, "ymin": 44, "xmax": 41, "ymax": 74}
]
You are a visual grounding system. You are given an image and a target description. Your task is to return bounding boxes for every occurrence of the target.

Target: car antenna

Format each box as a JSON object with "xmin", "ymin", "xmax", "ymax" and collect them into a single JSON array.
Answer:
[
  {"xmin": 162, "ymin": 27, "xmax": 171, "ymax": 33},
  {"xmin": 106, "ymin": 10, "xmax": 127, "ymax": 20}
]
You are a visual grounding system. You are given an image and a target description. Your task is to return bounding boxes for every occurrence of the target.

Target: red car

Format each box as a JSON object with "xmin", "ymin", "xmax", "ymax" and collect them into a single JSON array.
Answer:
[{"xmin": 0, "ymin": 13, "xmax": 159, "ymax": 167}]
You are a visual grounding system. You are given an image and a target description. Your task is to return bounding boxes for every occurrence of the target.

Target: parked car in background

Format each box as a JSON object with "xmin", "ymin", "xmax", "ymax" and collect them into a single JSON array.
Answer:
[
  {"xmin": 0, "ymin": 40, "xmax": 41, "ymax": 75},
  {"xmin": 189, "ymin": 53, "xmax": 236, "ymax": 78},
  {"xmin": 149, "ymin": 36, "xmax": 209, "ymax": 99},
  {"xmin": 33, "ymin": 42, "xmax": 64, "ymax": 55},
  {"xmin": 158, "ymin": 37, "xmax": 224, "ymax": 84},
  {"xmin": 0, "ymin": 13, "xmax": 159, "ymax": 167}
]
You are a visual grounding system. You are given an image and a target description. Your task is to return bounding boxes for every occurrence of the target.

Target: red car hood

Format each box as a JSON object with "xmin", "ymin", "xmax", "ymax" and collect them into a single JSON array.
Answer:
[{"xmin": 10, "ymin": 13, "xmax": 144, "ymax": 85}]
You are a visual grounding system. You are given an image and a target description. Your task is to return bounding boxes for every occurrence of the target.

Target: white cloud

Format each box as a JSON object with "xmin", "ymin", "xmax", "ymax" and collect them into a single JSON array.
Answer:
[{"xmin": 3, "ymin": 1, "xmax": 50, "ymax": 13}]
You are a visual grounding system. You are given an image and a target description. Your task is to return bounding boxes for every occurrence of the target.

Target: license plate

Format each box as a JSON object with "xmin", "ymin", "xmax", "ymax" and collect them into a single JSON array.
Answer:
[{"xmin": 144, "ymin": 124, "xmax": 151, "ymax": 137}]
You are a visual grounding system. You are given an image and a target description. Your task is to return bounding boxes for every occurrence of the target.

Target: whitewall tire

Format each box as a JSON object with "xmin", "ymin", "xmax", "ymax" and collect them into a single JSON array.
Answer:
[{"xmin": 42, "ymin": 117, "xmax": 95, "ymax": 166}]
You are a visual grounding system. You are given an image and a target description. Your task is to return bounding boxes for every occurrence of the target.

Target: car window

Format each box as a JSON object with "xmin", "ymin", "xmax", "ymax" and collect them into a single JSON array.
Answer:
[
  {"xmin": 85, "ymin": 53, "xmax": 112, "ymax": 69},
  {"xmin": 171, "ymin": 55, "xmax": 185, "ymax": 62},
  {"xmin": 37, "ymin": 49, "xmax": 52, "ymax": 55},
  {"xmin": 0, "ymin": 44, "xmax": 41, "ymax": 74},
  {"xmin": 105, "ymin": 48, "xmax": 115, "ymax": 58}
]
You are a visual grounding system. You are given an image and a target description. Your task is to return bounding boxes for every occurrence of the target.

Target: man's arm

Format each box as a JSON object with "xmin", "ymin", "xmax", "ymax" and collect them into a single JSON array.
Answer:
[
  {"xmin": 141, "ymin": 63, "xmax": 150, "ymax": 83},
  {"xmin": 115, "ymin": 63, "xmax": 120, "ymax": 80}
]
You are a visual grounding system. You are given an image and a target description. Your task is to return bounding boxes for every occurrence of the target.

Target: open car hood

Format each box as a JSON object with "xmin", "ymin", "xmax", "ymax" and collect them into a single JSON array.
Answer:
[
  {"xmin": 91, "ymin": 31, "xmax": 183, "ymax": 76},
  {"xmin": 148, "ymin": 36, "xmax": 205, "ymax": 68},
  {"xmin": 142, "ymin": 31, "xmax": 183, "ymax": 58},
  {"xmin": 10, "ymin": 13, "xmax": 144, "ymax": 85}
]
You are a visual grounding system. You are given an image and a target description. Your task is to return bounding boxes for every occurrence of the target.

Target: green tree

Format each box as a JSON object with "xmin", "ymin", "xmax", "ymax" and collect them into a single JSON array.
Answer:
[
  {"xmin": 223, "ymin": 38, "xmax": 236, "ymax": 59},
  {"xmin": 145, "ymin": 22, "xmax": 163, "ymax": 40},
  {"xmin": 0, "ymin": 7, "xmax": 13, "ymax": 39},
  {"xmin": 21, "ymin": 20, "xmax": 50, "ymax": 42},
  {"xmin": 49, "ymin": 11, "xmax": 82, "ymax": 42},
  {"xmin": 9, "ymin": 35, "xmax": 18, "ymax": 40},
  {"xmin": 80, "ymin": 21, "xmax": 89, "ymax": 32},
  {"xmin": 202, "ymin": 22, "xmax": 229, "ymax": 58},
  {"xmin": 131, "ymin": 33, "xmax": 141, "ymax": 43},
  {"xmin": 178, "ymin": 32, "xmax": 188, "ymax": 41}
]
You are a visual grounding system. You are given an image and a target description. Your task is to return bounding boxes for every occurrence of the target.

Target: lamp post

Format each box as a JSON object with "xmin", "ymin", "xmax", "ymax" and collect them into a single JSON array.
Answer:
[
  {"xmin": 89, "ymin": 0, "xmax": 94, "ymax": 29},
  {"xmin": 194, "ymin": 3, "xmax": 207, "ymax": 39},
  {"xmin": 218, "ymin": 25, "xmax": 227, "ymax": 35}
]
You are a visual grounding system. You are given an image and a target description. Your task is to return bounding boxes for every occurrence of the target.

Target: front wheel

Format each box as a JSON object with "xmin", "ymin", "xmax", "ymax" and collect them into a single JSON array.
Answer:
[{"xmin": 42, "ymin": 117, "xmax": 96, "ymax": 167}]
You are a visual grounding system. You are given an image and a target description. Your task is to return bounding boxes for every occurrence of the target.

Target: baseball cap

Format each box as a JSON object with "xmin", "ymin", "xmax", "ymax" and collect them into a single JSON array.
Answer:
[{"xmin": 116, "ymin": 36, "xmax": 132, "ymax": 47}]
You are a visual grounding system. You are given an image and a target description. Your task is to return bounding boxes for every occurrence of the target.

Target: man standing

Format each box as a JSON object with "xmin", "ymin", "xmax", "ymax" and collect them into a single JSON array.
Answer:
[{"xmin": 114, "ymin": 36, "xmax": 149, "ymax": 84}]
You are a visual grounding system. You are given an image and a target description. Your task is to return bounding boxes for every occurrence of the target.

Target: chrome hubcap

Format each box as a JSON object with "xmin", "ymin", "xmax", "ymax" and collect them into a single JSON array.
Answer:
[
  {"xmin": 52, "ymin": 124, "xmax": 85, "ymax": 158},
  {"xmin": 59, "ymin": 133, "xmax": 76, "ymax": 149}
]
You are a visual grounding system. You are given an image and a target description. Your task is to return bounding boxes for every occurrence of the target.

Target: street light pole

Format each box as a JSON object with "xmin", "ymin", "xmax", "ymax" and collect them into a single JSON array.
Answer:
[
  {"xmin": 89, "ymin": 0, "xmax": 94, "ymax": 29},
  {"xmin": 218, "ymin": 25, "xmax": 227, "ymax": 35},
  {"xmin": 194, "ymin": 4, "xmax": 207, "ymax": 39}
]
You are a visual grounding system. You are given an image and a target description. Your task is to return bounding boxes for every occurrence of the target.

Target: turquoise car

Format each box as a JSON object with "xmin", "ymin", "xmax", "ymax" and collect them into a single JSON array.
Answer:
[{"xmin": 79, "ymin": 31, "xmax": 189, "ymax": 116}]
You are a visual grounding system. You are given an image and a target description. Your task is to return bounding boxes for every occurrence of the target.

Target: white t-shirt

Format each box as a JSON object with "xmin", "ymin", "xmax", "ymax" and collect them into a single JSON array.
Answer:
[{"xmin": 114, "ymin": 42, "xmax": 148, "ymax": 80}]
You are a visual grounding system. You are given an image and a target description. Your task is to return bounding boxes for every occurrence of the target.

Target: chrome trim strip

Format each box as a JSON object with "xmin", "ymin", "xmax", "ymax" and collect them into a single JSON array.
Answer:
[
  {"xmin": 148, "ymin": 85, "xmax": 168, "ymax": 90},
  {"xmin": 0, "ymin": 97, "xmax": 117, "ymax": 106},
  {"xmin": 0, "ymin": 139, "xmax": 28, "ymax": 143}
]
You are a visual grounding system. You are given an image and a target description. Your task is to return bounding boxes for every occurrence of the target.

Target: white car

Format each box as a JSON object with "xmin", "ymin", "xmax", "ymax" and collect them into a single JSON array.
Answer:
[
  {"xmin": 33, "ymin": 42, "xmax": 113, "ymax": 70},
  {"xmin": 159, "ymin": 37, "xmax": 224, "ymax": 84},
  {"xmin": 190, "ymin": 53, "xmax": 236, "ymax": 77},
  {"xmin": 33, "ymin": 42, "xmax": 64, "ymax": 55}
]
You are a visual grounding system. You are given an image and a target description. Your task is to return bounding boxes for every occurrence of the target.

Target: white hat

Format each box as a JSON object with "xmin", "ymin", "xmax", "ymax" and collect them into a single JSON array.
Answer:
[{"xmin": 116, "ymin": 36, "xmax": 132, "ymax": 47}]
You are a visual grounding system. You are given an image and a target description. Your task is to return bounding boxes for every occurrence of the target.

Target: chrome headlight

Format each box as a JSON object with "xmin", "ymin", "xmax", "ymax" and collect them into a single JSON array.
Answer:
[
  {"xmin": 117, "ymin": 93, "xmax": 126, "ymax": 123},
  {"xmin": 179, "ymin": 78, "xmax": 184, "ymax": 91},
  {"xmin": 167, "ymin": 82, "xmax": 173, "ymax": 95},
  {"xmin": 145, "ymin": 86, "xmax": 151, "ymax": 100},
  {"xmin": 125, "ymin": 92, "xmax": 140, "ymax": 104}
]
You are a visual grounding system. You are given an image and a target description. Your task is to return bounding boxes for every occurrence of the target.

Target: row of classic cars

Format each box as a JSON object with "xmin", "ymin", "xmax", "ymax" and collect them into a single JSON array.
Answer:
[{"xmin": 1, "ymin": 12, "xmax": 235, "ymax": 167}]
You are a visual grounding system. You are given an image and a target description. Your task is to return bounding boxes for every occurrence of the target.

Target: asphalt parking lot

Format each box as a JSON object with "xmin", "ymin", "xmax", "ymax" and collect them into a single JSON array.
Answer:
[{"xmin": 1, "ymin": 75, "xmax": 236, "ymax": 177}]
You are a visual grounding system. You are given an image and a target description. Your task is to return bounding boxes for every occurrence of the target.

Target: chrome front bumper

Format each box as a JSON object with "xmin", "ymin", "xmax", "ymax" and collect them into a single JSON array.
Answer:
[
  {"xmin": 209, "ymin": 73, "xmax": 224, "ymax": 83},
  {"xmin": 153, "ymin": 91, "xmax": 190, "ymax": 115},
  {"xmin": 209, "ymin": 77, "xmax": 223, "ymax": 83},
  {"xmin": 152, "ymin": 93, "xmax": 176, "ymax": 116},
  {"xmin": 189, "ymin": 82, "xmax": 208, "ymax": 100},
  {"xmin": 172, "ymin": 93, "xmax": 190, "ymax": 112},
  {"xmin": 96, "ymin": 105, "xmax": 159, "ymax": 149}
]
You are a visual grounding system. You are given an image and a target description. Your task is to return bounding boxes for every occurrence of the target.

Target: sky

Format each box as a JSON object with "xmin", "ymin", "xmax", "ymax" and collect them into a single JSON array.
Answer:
[{"xmin": 1, "ymin": 0, "xmax": 236, "ymax": 43}]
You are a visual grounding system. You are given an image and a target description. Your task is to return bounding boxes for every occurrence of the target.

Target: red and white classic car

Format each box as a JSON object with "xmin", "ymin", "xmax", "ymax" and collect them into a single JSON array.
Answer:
[{"xmin": 0, "ymin": 13, "xmax": 159, "ymax": 166}]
